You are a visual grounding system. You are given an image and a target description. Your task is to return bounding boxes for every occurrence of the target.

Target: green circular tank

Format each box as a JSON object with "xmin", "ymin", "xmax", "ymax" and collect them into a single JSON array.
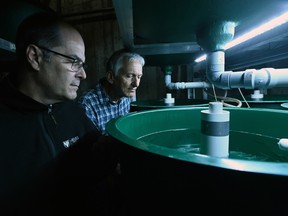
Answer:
[{"xmin": 107, "ymin": 107, "xmax": 288, "ymax": 215}]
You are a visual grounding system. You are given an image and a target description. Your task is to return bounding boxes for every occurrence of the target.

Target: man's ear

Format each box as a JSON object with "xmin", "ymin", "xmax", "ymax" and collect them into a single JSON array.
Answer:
[
  {"xmin": 26, "ymin": 44, "xmax": 42, "ymax": 71},
  {"xmin": 106, "ymin": 70, "xmax": 115, "ymax": 84}
]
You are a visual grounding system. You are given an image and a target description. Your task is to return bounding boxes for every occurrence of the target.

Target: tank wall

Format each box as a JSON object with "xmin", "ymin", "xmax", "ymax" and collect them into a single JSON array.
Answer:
[{"xmin": 107, "ymin": 108, "xmax": 288, "ymax": 215}]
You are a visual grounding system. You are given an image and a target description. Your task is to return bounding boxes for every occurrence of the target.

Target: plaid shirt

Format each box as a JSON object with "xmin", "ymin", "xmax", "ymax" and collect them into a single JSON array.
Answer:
[{"xmin": 78, "ymin": 79, "xmax": 131, "ymax": 135}]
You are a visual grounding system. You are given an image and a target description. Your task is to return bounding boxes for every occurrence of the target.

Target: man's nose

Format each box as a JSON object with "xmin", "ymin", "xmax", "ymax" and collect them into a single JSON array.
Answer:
[
  {"xmin": 132, "ymin": 76, "xmax": 141, "ymax": 87},
  {"xmin": 76, "ymin": 67, "xmax": 87, "ymax": 80}
]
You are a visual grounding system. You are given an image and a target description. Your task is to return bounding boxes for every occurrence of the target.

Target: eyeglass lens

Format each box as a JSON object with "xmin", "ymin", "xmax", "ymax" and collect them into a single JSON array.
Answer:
[
  {"xmin": 37, "ymin": 45, "xmax": 87, "ymax": 72},
  {"xmin": 71, "ymin": 61, "xmax": 88, "ymax": 71}
]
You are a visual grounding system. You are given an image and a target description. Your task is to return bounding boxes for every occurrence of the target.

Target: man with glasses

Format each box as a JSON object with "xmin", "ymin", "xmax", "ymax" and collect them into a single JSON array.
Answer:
[{"xmin": 0, "ymin": 12, "xmax": 119, "ymax": 215}]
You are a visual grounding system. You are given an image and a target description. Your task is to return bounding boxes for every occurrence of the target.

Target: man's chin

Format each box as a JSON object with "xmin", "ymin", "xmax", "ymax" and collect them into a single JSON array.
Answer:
[
  {"xmin": 128, "ymin": 92, "xmax": 135, "ymax": 98},
  {"xmin": 67, "ymin": 91, "xmax": 77, "ymax": 100}
]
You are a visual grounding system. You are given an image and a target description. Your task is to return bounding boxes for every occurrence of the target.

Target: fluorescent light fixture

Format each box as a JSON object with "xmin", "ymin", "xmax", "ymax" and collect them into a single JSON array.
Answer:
[
  {"xmin": 194, "ymin": 11, "xmax": 288, "ymax": 63},
  {"xmin": 195, "ymin": 54, "xmax": 207, "ymax": 63}
]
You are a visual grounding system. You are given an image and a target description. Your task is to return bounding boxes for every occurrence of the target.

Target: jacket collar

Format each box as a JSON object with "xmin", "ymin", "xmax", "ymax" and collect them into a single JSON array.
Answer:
[{"xmin": 0, "ymin": 76, "xmax": 49, "ymax": 111}]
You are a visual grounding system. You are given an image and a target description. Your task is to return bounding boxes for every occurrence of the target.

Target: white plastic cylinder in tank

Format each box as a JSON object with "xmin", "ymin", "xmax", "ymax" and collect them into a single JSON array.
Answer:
[
  {"xmin": 200, "ymin": 102, "xmax": 230, "ymax": 157},
  {"xmin": 164, "ymin": 93, "xmax": 175, "ymax": 104}
]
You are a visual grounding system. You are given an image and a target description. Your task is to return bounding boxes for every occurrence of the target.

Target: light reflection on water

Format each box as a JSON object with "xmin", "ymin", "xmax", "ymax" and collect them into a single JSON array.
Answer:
[
  {"xmin": 138, "ymin": 129, "xmax": 288, "ymax": 162},
  {"xmin": 176, "ymin": 144, "xmax": 270, "ymax": 161}
]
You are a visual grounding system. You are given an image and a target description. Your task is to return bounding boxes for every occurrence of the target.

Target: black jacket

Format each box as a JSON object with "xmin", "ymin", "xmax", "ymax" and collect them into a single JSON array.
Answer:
[{"xmin": 0, "ymin": 77, "xmax": 119, "ymax": 215}]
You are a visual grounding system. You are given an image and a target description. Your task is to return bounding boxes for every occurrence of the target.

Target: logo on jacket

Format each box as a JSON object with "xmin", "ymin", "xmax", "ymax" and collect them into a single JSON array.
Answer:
[{"xmin": 63, "ymin": 136, "xmax": 79, "ymax": 148}]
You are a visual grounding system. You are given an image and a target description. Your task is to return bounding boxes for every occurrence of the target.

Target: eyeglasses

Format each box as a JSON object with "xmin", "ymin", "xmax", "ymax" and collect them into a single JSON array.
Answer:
[{"xmin": 37, "ymin": 46, "xmax": 88, "ymax": 72}]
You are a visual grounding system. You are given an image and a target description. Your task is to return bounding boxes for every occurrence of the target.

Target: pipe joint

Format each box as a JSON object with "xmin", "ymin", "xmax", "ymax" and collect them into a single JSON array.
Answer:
[
  {"xmin": 207, "ymin": 71, "xmax": 231, "ymax": 89},
  {"xmin": 243, "ymin": 69, "xmax": 270, "ymax": 89}
]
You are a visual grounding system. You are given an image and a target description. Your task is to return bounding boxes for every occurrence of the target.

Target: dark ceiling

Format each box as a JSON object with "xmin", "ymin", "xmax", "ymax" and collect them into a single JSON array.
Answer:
[{"xmin": 113, "ymin": 0, "xmax": 288, "ymax": 69}]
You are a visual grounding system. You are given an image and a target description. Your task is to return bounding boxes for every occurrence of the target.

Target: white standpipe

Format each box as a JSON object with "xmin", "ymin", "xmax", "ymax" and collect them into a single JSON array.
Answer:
[
  {"xmin": 200, "ymin": 102, "xmax": 230, "ymax": 157},
  {"xmin": 251, "ymin": 90, "xmax": 264, "ymax": 100},
  {"xmin": 164, "ymin": 93, "xmax": 175, "ymax": 105}
]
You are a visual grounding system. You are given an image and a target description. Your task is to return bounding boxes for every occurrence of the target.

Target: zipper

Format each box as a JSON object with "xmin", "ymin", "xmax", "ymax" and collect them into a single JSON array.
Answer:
[{"xmin": 48, "ymin": 104, "xmax": 57, "ymax": 125}]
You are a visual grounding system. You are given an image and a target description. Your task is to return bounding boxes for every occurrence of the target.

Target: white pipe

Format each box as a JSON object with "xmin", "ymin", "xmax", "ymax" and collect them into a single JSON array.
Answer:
[
  {"xmin": 164, "ymin": 50, "xmax": 288, "ymax": 91},
  {"xmin": 265, "ymin": 68, "xmax": 288, "ymax": 88},
  {"xmin": 206, "ymin": 51, "xmax": 288, "ymax": 90},
  {"xmin": 165, "ymin": 74, "xmax": 211, "ymax": 90}
]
